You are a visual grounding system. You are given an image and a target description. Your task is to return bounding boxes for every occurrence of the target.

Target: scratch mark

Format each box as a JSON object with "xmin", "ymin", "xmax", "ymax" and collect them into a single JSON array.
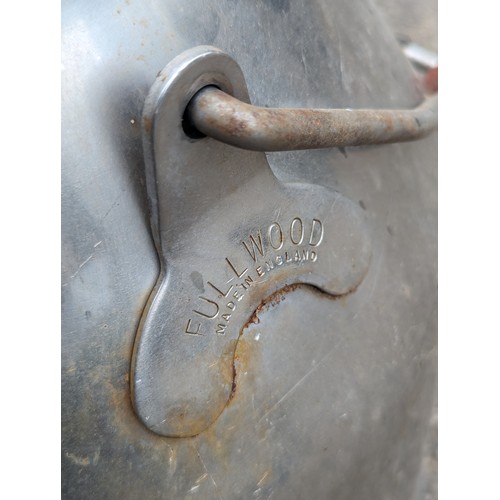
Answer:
[
  {"xmin": 257, "ymin": 471, "xmax": 270, "ymax": 487},
  {"xmin": 300, "ymin": 47, "xmax": 309, "ymax": 78},
  {"xmin": 74, "ymin": 254, "xmax": 93, "ymax": 274},
  {"xmin": 366, "ymin": 250, "xmax": 383, "ymax": 305},
  {"xmin": 93, "ymin": 240, "xmax": 102, "ymax": 248},
  {"xmin": 259, "ymin": 341, "xmax": 343, "ymax": 423},
  {"xmin": 102, "ymin": 170, "xmax": 135, "ymax": 221},
  {"xmin": 168, "ymin": 445, "xmax": 177, "ymax": 473},
  {"xmin": 65, "ymin": 253, "xmax": 94, "ymax": 284},
  {"xmin": 103, "ymin": 199, "xmax": 120, "ymax": 220},
  {"xmin": 191, "ymin": 443, "xmax": 223, "ymax": 500},
  {"xmin": 337, "ymin": 31, "xmax": 345, "ymax": 91},
  {"xmin": 196, "ymin": 473, "xmax": 208, "ymax": 484}
]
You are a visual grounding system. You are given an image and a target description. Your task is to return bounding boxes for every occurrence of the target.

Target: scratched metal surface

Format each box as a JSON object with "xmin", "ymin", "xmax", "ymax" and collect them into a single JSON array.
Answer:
[{"xmin": 61, "ymin": 0, "xmax": 437, "ymax": 498}]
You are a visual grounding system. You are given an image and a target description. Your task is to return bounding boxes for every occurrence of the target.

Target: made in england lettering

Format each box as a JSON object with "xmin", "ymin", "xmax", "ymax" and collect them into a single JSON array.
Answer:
[{"xmin": 184, "ymin": 217, "xmax": 324, "ymax": 337}]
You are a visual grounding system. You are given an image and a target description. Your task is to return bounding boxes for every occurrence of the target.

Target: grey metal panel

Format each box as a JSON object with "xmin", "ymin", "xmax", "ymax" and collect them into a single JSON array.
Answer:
[{"xmin": 62, "ymin": 0, "xmax": 437, "ymax": 498}]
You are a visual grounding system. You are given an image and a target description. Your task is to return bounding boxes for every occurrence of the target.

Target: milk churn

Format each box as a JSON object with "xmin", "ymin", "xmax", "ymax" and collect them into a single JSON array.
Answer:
[{"xmin": 62, "ymin": 0, "xmax": 437, "ymax": 497}]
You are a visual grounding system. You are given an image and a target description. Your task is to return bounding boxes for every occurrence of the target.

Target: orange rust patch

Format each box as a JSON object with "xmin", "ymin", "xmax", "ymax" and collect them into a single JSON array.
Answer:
[
  {"xmin": 425, "ymin": 66, "xmax": 438, "ymax": 93},
  {"xmin": 126, "ymin": 284, "xmax": 357, "ymax": 439},
  {"xmin": 233, "ymin": 337, "xmax": 261, "ymax": 383},
  {"xmin": 156, "ymin": 340, "xmax": 239, "ymax": 438},
  {"xmin": 143, "ymin": 116, "xmax": 152, "ymax": 133},
  {"xmin": 245, "ymin": 283, "xmax": 301, "ymax": 326}
]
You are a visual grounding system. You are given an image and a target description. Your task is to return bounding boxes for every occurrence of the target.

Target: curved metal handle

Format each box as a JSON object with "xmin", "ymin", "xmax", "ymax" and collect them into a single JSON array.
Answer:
[{"xmin": 187, "ymin": 86, "xmax": 437, "ymax": 152}]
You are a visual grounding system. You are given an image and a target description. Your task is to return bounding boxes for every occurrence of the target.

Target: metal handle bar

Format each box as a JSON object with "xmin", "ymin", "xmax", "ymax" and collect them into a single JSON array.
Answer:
[{"xmin": 187, "ymin": 86, "xmax": 437, "ymax": 152}]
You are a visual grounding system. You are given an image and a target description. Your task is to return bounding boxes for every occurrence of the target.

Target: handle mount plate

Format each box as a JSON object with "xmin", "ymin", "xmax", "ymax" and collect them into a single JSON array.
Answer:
[{"xmin": 131, "ymin": 47, "xmax": 371, "ymax": 437}]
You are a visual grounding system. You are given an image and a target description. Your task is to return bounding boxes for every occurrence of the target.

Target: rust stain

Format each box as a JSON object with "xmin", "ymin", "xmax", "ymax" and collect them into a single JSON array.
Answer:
[
  {"xmin": 66, "ymin": 292, "xmax": 204, "ymax": 485},
  {"xmin": 157, "ymin": 340, "xmax": 239, "ymax": 438},
  {"xmin": 245, "ymin": 283, "xmax": 301, "ymax": 327},
  {"xmin": 186, "ymin": 338, "xmax": 263, "ymax": 474},
  {"xmin": 143, "ymin": 116, "xmax": 152, "ymax": 134},
  {"xmin": 228, "ymin": 283, "xmax": 359, "ymax": 413},
  {"xmin": 226, "ymin": 285, "xmax": 307, "ymax": 409},
  {"xmin": 221, "ymin": 339, "xmax": 238, "ymax": 403},
  {"xmin": 192, "ymin": 86, "xmax": 436, "ymax": 151},
  {"xmin": 118, "ymin": 284, "xmax": 359, "ymax": 441},
  {"xmin": 85, "ymin": 289, "xmax": 165, "ymax": 445},
  {"xmin": 70, "ymin": 281, "xmax": 367, "ymax": 490},
  {"xmin": 425, "ymin": 66, "xmax": 438, "ymax": 93}
]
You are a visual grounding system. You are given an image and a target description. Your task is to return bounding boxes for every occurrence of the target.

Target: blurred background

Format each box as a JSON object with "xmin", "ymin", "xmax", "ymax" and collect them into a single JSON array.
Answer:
[
  {"xmin": 375, "ymin": 0, "xmax": 437, "ymax": 51},
  {"xmin": 374, "ymin": 1, "xmax": 437, "ymax": 498}
]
